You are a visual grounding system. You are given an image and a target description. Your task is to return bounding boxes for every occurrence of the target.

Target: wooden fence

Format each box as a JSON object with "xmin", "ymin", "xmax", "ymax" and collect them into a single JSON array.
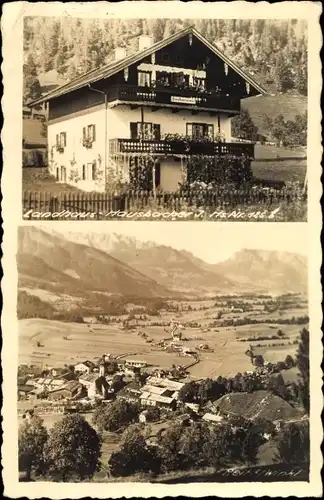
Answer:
[{"xmin": 22, "ymin": 187, "xmax": 306, "ymax": 219}]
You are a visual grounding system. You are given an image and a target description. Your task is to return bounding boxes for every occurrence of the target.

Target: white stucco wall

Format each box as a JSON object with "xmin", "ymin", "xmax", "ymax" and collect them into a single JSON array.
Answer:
[
  {"xmin": 107, "ymin": 105, "xmax": 231, "ymax": 140},
  {"xmin": 48, "ymin": 105, "xmax": 106, "ymax": 192},
  {"xmin": 48, "ymin": 103, "xmax": 233, "ymax": 192}
]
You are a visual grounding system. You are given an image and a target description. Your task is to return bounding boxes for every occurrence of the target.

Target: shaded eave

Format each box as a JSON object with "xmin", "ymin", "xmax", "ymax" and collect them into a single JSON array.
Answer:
[{"xmin": 30, "ymin": 26, "xmax": 268, "ymax": 106}]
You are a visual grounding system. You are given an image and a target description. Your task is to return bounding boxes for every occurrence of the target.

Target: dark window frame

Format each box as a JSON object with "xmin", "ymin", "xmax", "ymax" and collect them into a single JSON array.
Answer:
[
  {"xmin": 186, "ymin": 122, "xmax": 214, "ymax": 138},
  {"xmin": 130, "ymin": 122, "xmax": 161, "ymax": 140},
  {"xmin": 138, "ymin": 70, "xmax": 152, "ymax": 87}
]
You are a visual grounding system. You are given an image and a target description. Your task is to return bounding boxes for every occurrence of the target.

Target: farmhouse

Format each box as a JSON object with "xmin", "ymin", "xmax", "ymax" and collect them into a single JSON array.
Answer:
[
  {"xmin": 124, "ymin": 359, "xmax": 148, "ymax": 369},
  {"xmin": 48, "ymin": 380, "xmax": 84, "ymax": 401},
  {"xmin": 140, "ymin": 392, "xmax": 177, "ymax": 411},
  {"xmin": 117, "ymin": 381, "xmax": 142, "ymax": 402},
  {"xmin": 31, "ymin": 26, "xmax": 266, "ymax": 192},
  {"xmin": 202, "ymin": 413, "xmax": 224, "ymax": 425},
  {"xmin": 74, "ymin": 360, "xmax": 95, "ymax": 374}
]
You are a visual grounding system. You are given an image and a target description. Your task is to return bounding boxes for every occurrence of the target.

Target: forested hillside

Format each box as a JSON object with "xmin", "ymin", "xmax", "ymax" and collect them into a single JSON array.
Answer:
[{"xmin": 24, "ymin": 17, "xmax": 307, "ymax": 104}]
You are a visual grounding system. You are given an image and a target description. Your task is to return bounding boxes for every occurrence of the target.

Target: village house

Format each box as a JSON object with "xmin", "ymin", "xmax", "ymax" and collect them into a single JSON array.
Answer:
[
  {"xmin": 32, "ymin": 377, "xmax": 66, "ymax": 393},
  {"xmin": 31, "ymin": 26, "xmax": 266, "ymax": 192},
  {"xmin": 117, "ymin": 381, "xmax": 142, "ymax": 403},
  {"xmin": 124, "ymin": 359, "xmax": 148, "ymax": 369},
  {"xmin": 48, "ymin": 380, "xmax": 84, "ymax": 401},
  {"xmin": 74, "ymin": 360, "xmax": 95, "ymax": 375},
  {"xmin": 202, "ymin": 413, "xmax": 224, "ymax": 425},
  {"xmin": 140, "ymin": 391, "xmax": 177, "ymax": 411}
]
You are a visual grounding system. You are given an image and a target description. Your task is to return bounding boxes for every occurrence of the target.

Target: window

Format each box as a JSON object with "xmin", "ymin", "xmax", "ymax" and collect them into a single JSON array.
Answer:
[
  {"xmin": 170, "ymin": 72, "xmax": 189, "ymax": 88},
  {"xmin": 130, "ymin": 122, "xmax": 161, "ymax": 140},
  {"xmin": 193, "ymin": 77, "xmax": 206, "ymax": 90},
  {"xmin": 56, "ymin": 132, "xmax": 66, "ymax": 148},
  {"xmin": 161, "ymin": 52, "xmax": 170, "ymax": 63},
  {"xmin": 82, "ymin": 162, "xmax": 96, "ymax": 181},
  {"xmin": 186, "ymin": 123, "xmax": 214, "ymax": 139},
  {"xmin": 83, "ymin": 125, "xmax": 96, "ymax": 144},
  {"xmin": 138, "ymin": 71, "xmax": 151, "ymax": 87}
]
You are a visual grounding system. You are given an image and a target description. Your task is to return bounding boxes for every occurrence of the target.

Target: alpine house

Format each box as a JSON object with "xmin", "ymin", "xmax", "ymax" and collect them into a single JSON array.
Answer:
[{"xmin": 31, "ymin": 26, "xmax": 267, "ymax": 193}]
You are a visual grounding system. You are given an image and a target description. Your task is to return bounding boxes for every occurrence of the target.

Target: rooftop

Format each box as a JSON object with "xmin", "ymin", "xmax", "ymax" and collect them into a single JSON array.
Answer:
[
  {"xmin": 79, "ymin": 373, "xmax": 99, "ymax": 383},
  {"xmin": 30, "ymin": 26, "xmax": 267, "ymax": 106},
  {"xmin": 147, "ymin": 377, "xmax": 185, "ymax": 391},
  {"xmin": 202, "ymin": 413, "xmax": 223, "ymax": 423},
  {"xmin": 140, "ymin": 392, "xmax": 174, "ymax": 404}
]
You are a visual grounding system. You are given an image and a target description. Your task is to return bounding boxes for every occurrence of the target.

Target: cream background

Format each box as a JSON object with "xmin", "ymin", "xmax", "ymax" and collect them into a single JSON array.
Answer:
[{"xmin": 1, "ymin": 1, "xmax": 322, "ymax": 498}]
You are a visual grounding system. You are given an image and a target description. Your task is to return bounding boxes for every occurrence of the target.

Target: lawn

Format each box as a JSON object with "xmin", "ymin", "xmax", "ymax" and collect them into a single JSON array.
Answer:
[
  {"xmin": 254, "ymin": 144, "xmax": 306, "ymax": 160},
  {"xmin": 23, "ymin": 167, "xmax": 84, "ymax": 193},
  {"xmin": 252, "ymin": 159, "xmax": 307, "ymax": 184}
]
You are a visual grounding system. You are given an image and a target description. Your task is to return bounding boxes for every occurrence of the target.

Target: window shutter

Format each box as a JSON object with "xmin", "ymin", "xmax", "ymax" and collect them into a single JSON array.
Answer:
[
  {"xmin": 153, "ymin": 124, "xmax": 161, "ymax": 140},
  {"xmin": 207, "ymin": 125, "xmax": 214, "ymax": 138},
  {"xmin": 186, "ymin": 123, "xmax": 193, "ymax": 137},
  {"xmin": 83, "ymin": 127, "xmax": 86, "ymax": 140},
  {"xmin": 82, "ymin": 165, "xmax": 86, "ymax": 180},
  {"xmin": 92, "ymin": 125, "xmax": 96, "ymax": 141},
  {"xmin": 56, "ymin": 134, "xmax": 59, "ymax": 146},
  {"xmin": 130, "ymin": 122, "xmax": 137, "ymax": 140},
  {"xmin": 92, "ymin": 161, "xmax": 97, "ymax": 180},
  {"xmin": 63, "ymin": 132, "xmax": 67, "ymax": 146}
]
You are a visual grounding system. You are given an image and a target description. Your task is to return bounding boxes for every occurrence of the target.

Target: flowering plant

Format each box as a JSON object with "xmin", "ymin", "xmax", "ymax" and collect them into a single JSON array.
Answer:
[{"xmin": 82, "ymin": 137, "xmax": 93, "ymax": 149}]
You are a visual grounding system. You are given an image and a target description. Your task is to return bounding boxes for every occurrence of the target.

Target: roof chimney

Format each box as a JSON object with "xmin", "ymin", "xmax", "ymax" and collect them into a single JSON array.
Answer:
[
  {"xmin": 114, "ymin": 47, "xmax": 127, "ymax": 61},
  {"xmin": 139, "ymin": 35, "xmax": 153, "ymax": 51}
]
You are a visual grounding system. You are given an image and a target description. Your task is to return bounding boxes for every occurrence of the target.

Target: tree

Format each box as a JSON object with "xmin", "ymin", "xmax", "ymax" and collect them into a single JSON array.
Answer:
[
  {"xmin": 108, "ymin": 424, "xmax": 161, "ymax": 477},
  {"xmin": 180, "ymin": 422, "xmax": 209, "ymax": 469},
  {"xmin": 44, "ymin": 414, "xmax": 101, "ymax": 481},
  {"xmin": 276, "ymin": 55, "xmax": 295, "ymax": 92},
  {"xmin": 296, "ymin": 328, "xmax": 309, "ymax": 414},
  {"xmin": 23, "ymin": 53, "xmax": 42, "ymax": 104},
  {"xmin": 93, "ymin": 400, "xmax": 140, "ymax": 432},
  {"xmin": 110, "ymin": 374, "xmax": 125, "ymax": 393},
  {"xmin": 254, "ymin": 355, "xmax": 265, "ymax": 368},
  {"xmin": 267, "ymin": 373, "xmax": 290, "ymax": 401},
  {"xmin": 276, "ymin": 422, "xmax": 310, "ymax": 464},
  {"xmin": 285, "ymin": 354, "xmax": 295, "ymax": 368},
  {"xmin": 178, "ymin": 381, "xmax": 199, "ymax": 403},
  {"xmin": 158, "ymin": 422, "xmax": 186, "ymax": 472},
  {"xmin": 202, "ymin": 423, "xmax": 233, "ymax": 467},
  {"xmin": 145, "ymin": 406, "xmax": 161, "ymax": 423},
  {"xmin": 231, "ymin": 109, "xmax": 258, "ymax": 141},
  {"xmin": 19, "ymin": 415, "xmax": 48, "ymax": 480},
  {"xmin": 56, "ymin": 32, "xmax": 70, "ymax": 77},
  {"xmin": 47, "ymin": 20, "xmax": 61, "ymax": 62}
]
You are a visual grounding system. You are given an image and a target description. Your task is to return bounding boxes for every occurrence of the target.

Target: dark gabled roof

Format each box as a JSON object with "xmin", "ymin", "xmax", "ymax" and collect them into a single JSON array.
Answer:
[{"xmin": 31, "ymin": 26, "xmax": 267, "ymax": 106}]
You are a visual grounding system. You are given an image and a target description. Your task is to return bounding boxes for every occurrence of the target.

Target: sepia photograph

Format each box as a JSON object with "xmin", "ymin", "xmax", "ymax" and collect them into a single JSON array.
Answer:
[
  {"xmin": 17, "ymin": 223, "xmax": 310, "ymax": 483},
  {"xmin": 22, "ymin": 16, "xmax": 308, "ymax": 222}
]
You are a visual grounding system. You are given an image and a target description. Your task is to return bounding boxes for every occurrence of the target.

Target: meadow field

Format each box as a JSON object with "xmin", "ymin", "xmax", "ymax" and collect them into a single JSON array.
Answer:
[{"xmin": 19, "ymin": 295, "xmax": 308, "ymax": 379}]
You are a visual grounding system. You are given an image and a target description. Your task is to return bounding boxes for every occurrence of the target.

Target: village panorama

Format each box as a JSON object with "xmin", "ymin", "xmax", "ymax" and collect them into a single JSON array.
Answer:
[{"xmin": 17, "ymin": 226, "xmax": 310, "ymax": 483}]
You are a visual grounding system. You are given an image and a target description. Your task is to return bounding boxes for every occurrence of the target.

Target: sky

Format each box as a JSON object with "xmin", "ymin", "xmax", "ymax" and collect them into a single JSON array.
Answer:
[{"xmin": 39, "ymin": 221, "xmax": 308, "ymax": 264}]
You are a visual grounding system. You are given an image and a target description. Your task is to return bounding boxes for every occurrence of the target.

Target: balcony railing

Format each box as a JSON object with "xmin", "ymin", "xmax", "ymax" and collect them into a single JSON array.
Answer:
[
  {"xmin": 106, "ymin": 84, "xmax": 241, "ymax": 112},
  {"xmin": 109, "ymin": 138, "xmax": 255, "ymax": 157}
]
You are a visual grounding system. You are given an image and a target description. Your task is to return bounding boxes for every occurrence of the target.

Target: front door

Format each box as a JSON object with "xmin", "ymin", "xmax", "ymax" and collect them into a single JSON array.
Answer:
[{"xmin": 60, "ymin": 166, "xmax": 67, "ymax": 182}]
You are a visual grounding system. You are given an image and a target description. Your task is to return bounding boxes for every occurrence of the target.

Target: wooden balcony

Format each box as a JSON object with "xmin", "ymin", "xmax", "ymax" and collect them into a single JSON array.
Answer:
[
  {"xmin": 109, "ymin": 138, "xmax": 255, "ymax": 158},
  {"xmin": 106, "ymin": 84, "xmax": 241, "ymax": 113}
]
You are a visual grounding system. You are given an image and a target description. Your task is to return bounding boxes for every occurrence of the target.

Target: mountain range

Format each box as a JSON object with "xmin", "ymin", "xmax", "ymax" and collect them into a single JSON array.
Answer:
[{"xmin": 17, "ymin": 227, "xmax": 308, "ymax": 314}]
